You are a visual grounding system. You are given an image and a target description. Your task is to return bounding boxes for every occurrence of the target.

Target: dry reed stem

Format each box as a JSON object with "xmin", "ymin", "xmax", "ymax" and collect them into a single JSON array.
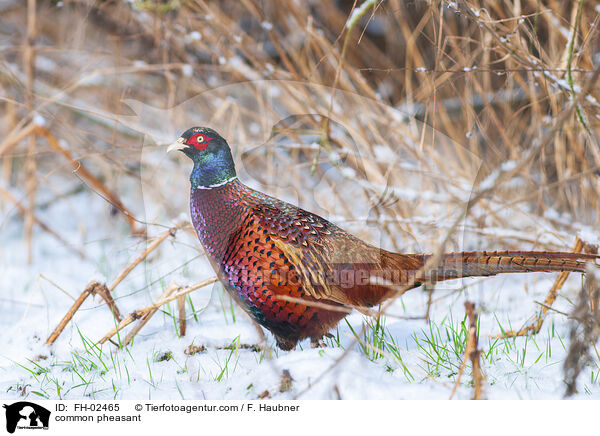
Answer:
[
  {"xmin": 466, "ymin": 302, "xmax": 484, "ymax": 400},
  {"xmin": 45, "ymin": 281, "xmax": 100, "ymax": 345},
  {"xmin": 0, "ymin": 121, "xmax": 38, "ymax": 157},
  {"xmin": 449, "ymin": 302, "xmax": 484, "ymax": 400},
  {"xmin": 36, "ymin": 126, "xmax": 141, "ymax": 234},
  {"xmin": 497, "ymin": 237, "xmax": 584, "ymax": 338},
  {"xmin": 1, "ymin": 104, "xmax": 16, "ymax": 186},
  {"xmin": 93, "ymin": 282, "xmax": 122, "ymax": 322},
  {"xmin": 122, "ymin": 282, "xmax": 180, "ymax": 347},
  {"xmin": 97, "ymin": 277, "xmax": 218, "ymax": 345},
  {"xmin": 23, "ymin": 0, "xmax": 37, "ymax": 264},
  {"xmin": 177, "ymin": 294, "xmax": 186, "ymax": 337}
]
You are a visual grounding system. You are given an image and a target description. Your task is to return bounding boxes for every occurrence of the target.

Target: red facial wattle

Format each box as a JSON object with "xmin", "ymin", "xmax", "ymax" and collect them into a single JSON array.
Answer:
[{"xmin": 186, "ymin": 133, "xmax": 212, "ymax": 151}]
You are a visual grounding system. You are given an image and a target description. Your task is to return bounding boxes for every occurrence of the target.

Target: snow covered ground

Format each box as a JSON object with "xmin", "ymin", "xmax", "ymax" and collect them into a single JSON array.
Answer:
[{"xmin": 1, "ymin": 178, "xmax": 598, "ymax": 401}]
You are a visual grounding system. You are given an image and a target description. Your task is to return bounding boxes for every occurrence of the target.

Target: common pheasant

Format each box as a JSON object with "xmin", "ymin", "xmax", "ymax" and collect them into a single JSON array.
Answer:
[{"xmin": 168, "ymin": 127, "xmax": 597, "ymax": 350}]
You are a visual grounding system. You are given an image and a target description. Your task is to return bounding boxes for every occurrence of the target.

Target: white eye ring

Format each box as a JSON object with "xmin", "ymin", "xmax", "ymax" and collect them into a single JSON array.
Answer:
[{"xmin": 197, "ymin": 135, "xmax": 205, "ymax": 143}]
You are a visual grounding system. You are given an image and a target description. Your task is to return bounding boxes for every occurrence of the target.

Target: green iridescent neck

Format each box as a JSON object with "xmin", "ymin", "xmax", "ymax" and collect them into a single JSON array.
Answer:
[{"xmin": 190, "ymin": 148, "xmax": 237, "ymax": 190}]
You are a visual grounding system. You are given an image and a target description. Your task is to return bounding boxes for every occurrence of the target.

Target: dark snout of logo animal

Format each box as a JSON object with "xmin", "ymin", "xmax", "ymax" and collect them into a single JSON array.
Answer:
[{"xmin": 3, "ymin": 402, "xmax": 51, "ymax": 434}]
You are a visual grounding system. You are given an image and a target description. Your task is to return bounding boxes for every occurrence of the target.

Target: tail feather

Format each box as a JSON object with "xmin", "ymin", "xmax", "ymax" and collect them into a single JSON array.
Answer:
[{"xmin": 407, "ymin": 250, "xmax": 598, "ymax": 282}]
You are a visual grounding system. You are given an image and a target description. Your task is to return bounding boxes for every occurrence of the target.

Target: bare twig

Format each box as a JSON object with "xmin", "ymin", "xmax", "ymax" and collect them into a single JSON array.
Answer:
[
  {"xmin": 23, "ymin": 0, "xmax": 37, "ymax": 264},
  {"xmin": 93, "ymin": 283, "xmax": 122, "ymax": 322},
  {"xmin": 177, "ymin": 294, "xmax": 186, "ymax": 337},
  {"xmin": 45, "ymin": 281, "xmax": 99, "ymax": 345},
  {"xmin": 0, "ymin": 121, "xmax": 38, "ymax": 157},
  {"xmin": 277, "ymin": 294, "xmax": 421, "ymax": 320},
  {"xmin": 466, "ymin": 302, "xmax": 484, "ymax": 400},
  {"xmin": 449, "ymin": 302, "xmax": 484, "ymax": 399}
]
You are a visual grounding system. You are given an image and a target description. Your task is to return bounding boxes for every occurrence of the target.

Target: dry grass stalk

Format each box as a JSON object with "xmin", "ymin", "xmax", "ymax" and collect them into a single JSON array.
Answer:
[
  {"xmin": 45, "ymin": 281, "xmax": 100, "ymax": 345},
  {"xmin": 466, "ymin": 302, "xmax": 484, "ymax": 400},
  {"xmin": 97, "ymin": 277, "xmax": 217, "ymax": 345},
  {"xmin": 93, "ymin": 282, "xmax": 122, "ymax": 322},
  {"xmin": 122, "ymin": 282, "xmax": 180, "ymax": 347},
  {"xmin": 0, "ymin": 121, "xmax": 38, "ymax": 157},
  {"xmin": 424, "ymin": 284, "xmax": 434, "ymax": 322},
  {"xmin": 23, "ymin": 0, "xmax": 37, "ymax": 264},
  {"xmin": 177, "ymin": 294, "xmax": 186, "ymax": 337},
  {"xmin": 449, "ymin": 301, "xmax": 484, "ymax": 400},
  {"xmin": 497, "ymin": 237, "xmax": 584, "ymax": 338},
  {"xmin": 1, "ymin": 104, "xmax": 16, "ymax": 186},
  {"xmin": 35, "ymin": 126, "xmax": 141, "ymax": 235}
]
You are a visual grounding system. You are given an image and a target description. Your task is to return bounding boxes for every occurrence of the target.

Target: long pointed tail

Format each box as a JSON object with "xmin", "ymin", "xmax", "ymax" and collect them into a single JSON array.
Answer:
[{"xmin": 388, "ymin": 250, "xmax": 598, "ymax": 283}]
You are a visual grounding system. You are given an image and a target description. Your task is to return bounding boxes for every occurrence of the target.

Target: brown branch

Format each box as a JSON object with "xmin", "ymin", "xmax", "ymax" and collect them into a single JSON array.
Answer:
[
  {"xmin": 177, "ymin": 294, "xmax": 186, "ymax": 337},
  {"xmin": 449, "ymin": 301, "xmax": 484, "ymax": 400},
  {"xmin": 93, "ymin": 282, "xmax": 122, "ymax": 322},
  {"xmin": 466, "ymin": 302, "xmax": 484, "ymax": 400},
  {"xmin": 45, "ymin": 281, "xmax": 99, "ymax": 345},
  {"xmin": 24, "ymin": 0, "xmax": 37, "ymax": 264},
  {"xmin": 0, "ymin": 121, "xmax": 38, "ymax": 157},
  {"xmin": 0, "ymin": 103, "xmax": 17, "ymax": 185}
]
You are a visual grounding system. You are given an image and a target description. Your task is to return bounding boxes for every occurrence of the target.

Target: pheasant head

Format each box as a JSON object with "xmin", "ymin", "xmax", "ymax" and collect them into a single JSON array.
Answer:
[{"xmin": 168, "ymin": 127, "xmax": 237, "ymax": 190}]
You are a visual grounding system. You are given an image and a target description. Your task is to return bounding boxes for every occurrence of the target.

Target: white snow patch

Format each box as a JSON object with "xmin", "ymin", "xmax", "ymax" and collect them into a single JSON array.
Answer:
[
  {"xmin": 32, "ymin": 114, "xmax": 46, "ymax": 127},
  {"xmin": 181, "ymin": 64, "xmax": 193, "ymax": 77},
  {"xmin": 189, "ymin": 31, "xmax": 202, "ymax": 41},
  {"xmin": 261, "ymin": 21, "xmax": 273, "ymax": 31}
]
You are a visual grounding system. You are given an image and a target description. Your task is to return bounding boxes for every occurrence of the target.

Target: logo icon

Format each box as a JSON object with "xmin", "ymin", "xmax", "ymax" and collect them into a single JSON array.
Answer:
[{"xmin": 3, "ymin": 402, "xmax": 50, "ymax": 433}]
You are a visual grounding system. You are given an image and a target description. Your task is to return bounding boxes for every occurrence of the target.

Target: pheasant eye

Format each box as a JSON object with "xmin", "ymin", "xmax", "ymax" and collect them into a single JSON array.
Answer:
[{"xmin": 187, "ymin": 133, "xmax": 211, "ymax": 150}]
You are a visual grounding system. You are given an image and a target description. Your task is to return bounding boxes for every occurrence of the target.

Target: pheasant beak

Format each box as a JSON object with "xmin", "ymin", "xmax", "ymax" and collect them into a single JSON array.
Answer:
[{"xmin": 167, "ymin": 137, "xmax": 186, "ymax": 153}]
